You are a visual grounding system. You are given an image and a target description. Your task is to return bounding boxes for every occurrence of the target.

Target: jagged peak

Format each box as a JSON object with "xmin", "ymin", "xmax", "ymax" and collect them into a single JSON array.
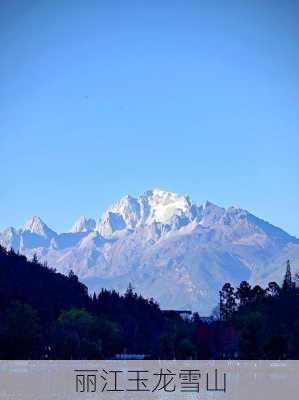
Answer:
[
  {"xmin": 226, "ymin": 204, "xmax": 243, "ymax": 212},
  {"xmin": 95, "ymin": 189, "xmax": 194, "ymax": 235},
  {"xmin": 142, "ymin": 188, "xmax": 190, "ymax": 207},
  {"xmin": 201, "ymin": 200, "xmax": 221, "ymax": 210},
  {"xmin": 70, "ymin": 216, "xmax": 96, "ymax": 233},
  {"xmin": 22, "ymin": 216, "xmax": 56, "ymax": 237},
  {"xmin": 109, "ymin": 193, "xmax": 140, "ymax": 210},
  {"xmin": 23, "ymin": 216, "xmax": 46, "ymax": 231},
  {"xmin": 142, "ymin": 187, "xmax": 187, "ymax": 200}
]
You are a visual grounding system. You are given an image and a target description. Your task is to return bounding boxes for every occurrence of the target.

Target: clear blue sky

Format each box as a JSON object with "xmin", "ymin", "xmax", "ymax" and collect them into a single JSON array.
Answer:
[{"xmin": 0, "ymin": 0, "xmax": 298, "ymax": 236}]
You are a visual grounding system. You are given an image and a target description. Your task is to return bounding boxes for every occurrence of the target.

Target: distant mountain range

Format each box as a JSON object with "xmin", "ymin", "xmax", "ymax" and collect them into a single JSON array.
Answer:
[{"xmin": 1, "ymin": 189, "xmax": 298, "ymax": 315}]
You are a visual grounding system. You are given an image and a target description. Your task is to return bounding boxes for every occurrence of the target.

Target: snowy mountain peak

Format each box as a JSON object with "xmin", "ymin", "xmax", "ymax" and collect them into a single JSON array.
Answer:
[
  {"xmin": 1, "ymin": 190, "xmax": 299, "ymax": 315},
  {"xmin": 70, "ymin": 216, "xmax": 96, "ymax": 233},
  {"xmin": 202, "ymin": 200, "xmax": 217, "ymax": 210},
  {"xmin": 108, "ymin": 194, "xmax": 141, "ymax": 227},
  {"xmin": 23, "ymin": 216, "xmax": 47, "ymax": 233},
  {"xmin": 143, "ymin": 188, "xmax": 190, "ymax": 207},
  {"xmin": 141, "ymin": 188, "xmax": 192, "ymax": 225},
  {"xmin": 95, "ymin": 189, "xmax": 195, "ymax": 236},
  {"xmin": 22, "ymin": 216, "xmax": 56, "ymax": 237}
]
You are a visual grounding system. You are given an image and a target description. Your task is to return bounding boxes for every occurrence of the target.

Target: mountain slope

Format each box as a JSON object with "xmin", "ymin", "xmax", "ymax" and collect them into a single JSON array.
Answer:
[{"xmin": 1, "ymin": 189, "xmax": 298, "ymax": 315}]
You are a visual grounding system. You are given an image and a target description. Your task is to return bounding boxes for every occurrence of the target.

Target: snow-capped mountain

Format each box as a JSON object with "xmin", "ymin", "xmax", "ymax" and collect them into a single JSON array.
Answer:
[
  {"xmin": 23, "ymin": 216, "xmax": 57, "ymax": 238},
  {"xmin": 70, "ymin": 216, "xmax": 96, "ymax": 233},
  {"xmin": 1, "ymin": 189, "xmax": 298, "ymax": 315},
  {"xmin": 95, "ymin": 190, "xmax": 196, "ymax": 236}
]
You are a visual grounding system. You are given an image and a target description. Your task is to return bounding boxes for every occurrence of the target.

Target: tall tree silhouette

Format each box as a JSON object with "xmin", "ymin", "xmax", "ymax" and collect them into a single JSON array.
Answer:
[
  {"xmin": 282, "ymin": 260, "xmax": 294, "ymax": 292},
  {"xmin": 219, "ymin": 283, "xmax": 236, "ymax": 320},
  {"xmin": 236, "ymin": 281, "xmax": 252, "ymax": 307}
]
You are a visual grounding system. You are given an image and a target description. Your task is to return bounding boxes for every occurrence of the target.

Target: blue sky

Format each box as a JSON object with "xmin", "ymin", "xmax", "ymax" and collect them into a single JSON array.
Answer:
[{"xmin": 0, "ymin": 0, "xmax": 298, "ymax": 236}]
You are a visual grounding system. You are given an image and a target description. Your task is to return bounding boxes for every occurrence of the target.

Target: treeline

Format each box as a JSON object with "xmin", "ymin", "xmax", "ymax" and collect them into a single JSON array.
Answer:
[
  {"xmin": 216, "ymin": 261, "xmax": 299, "ymax": 359},
  {"xmin": 0, "ymin": 245, "xmax": 298, "ymax": 359},
  {"xmin": 0, "ymin": 246, "xmax": 165, "ymax": 359}
]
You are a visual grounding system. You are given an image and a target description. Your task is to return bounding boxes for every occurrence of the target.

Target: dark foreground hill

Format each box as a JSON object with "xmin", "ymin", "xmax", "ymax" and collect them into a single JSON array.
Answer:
[{"xmin": 0, "ymin": 245, "xmax": 298, "ymax": 359}]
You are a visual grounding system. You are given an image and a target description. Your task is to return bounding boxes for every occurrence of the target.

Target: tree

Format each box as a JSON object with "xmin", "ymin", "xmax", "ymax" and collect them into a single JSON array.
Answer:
[
  {"xmin": 125, "ymin": 282, "xmax": 135, "ymax": 298},
  {"xmin": 68, "ymin": 269, "xmax": 78, "ymax": 282},
  {"xmin": 282, "ymin": 260, "xmax": 294, "ymax": 292},
  {"xmin": 265, "ymin": 281, "xmax": 280, "ymax": 297},
  {"xmin": 56, "ymin": 308, "xmax": 122, "ymax": 358},
  {"xmin": 92, "ymin": 292, "xmax": 97, "ymax": 303},
  {"xmin": 219, "ymin": 283, "xmax": 236, "ymax": 321},
  {"xmin": 289, "ymin": 320, "xmax": 299, "ymax": 358},
  {"xmin": 58, "ymin": 308, "xmax": 93, "ymax": 334},
  {"xmin": 251, "ymin": 285, "xmax": 265, "ymax": 303},
  {"xmin": 192, "ymin": 312, "xmax": 201, "ymax": 324},
  {"xmin": 177, "ymin": 338, "xmax": 196, "ymax": 359},
  {"xmin": 2, "ymin": 302, "xmax": 41, "ymax": 359},
  {"xmin": 236, "ymin": 281, "xmax": 252, "ymax": 307},
  {"xmin": 32, "ymin": 253, "xmax": 39, "ymax": 264},
  {"xmin": 159, "ymin": 334, "xmax": 175, "ymax": 359},
  {"xmin": 237, "ymin": 312, "xmax": 264, "ymax": 359}
]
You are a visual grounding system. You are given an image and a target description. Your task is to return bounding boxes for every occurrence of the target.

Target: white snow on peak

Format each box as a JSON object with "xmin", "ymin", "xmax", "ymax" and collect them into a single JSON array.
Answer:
[
  {"xmin": 1, "ymin": 189, "xmax": 298, "ymax": 315},
  {"xmin": 108, "ymin": 195, "xmax": 141, "ymax": 228},
  {"xmin": 70, "ymin": 216, "xmax": 96, "ymax": 233},
  {"xmin": 16, "ymin": 192, "xmax": 249, "ymax": 240},
  {"xmin": 95, "ymin": 189, "xmax": 195, "ymax": 235},
  {"xmin": 202, "ymin": 200, "xmax": 214, "ymax": 210},
  {"xmin": 22, "ymin": 216, "xmax": 56, "ymax": 237},
  {"xmin": 140, "ymin": 188, "xmax": 192, "ymax": 225},
  {"xmin": 23, "ymin": 216, "xmax": 46, "ymax": 233}
]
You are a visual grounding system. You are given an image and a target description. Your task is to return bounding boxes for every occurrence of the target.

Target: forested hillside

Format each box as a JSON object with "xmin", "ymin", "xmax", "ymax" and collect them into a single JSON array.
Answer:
[{"xmin": 0, "ymin": 245, "xmax": 298, "ymax": 359}]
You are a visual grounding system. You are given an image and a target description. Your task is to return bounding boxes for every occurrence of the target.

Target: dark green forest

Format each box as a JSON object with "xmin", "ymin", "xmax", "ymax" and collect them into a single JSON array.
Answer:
[{"xmin": 0, "ymin": 245, "xmax": 298, "ymax": 359}]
